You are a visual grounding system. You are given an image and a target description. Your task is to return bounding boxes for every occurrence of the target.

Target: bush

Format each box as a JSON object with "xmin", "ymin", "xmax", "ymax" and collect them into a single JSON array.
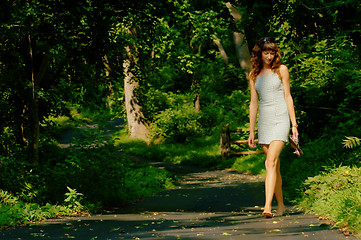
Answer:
[
  {"xmin": 297, "ymin": 166, "xmax": 361, "ymax": 235},
  {"xmin": 0, "ymin": 126, "xmax": 175, "ymax": 214},
  {"xmin": 46, "ymin": 132, "xmax": 174, "ymax": 206},
  {"xmin": 0, "ymin": 188, "xmax": 84, "ymax": 228},
  {"xmin": 151, "ymin": 105, "xmax": 204, "ymax": 142},
  {"xmin": 281, "ymin": 134, "xmax": 361, "ymax": 201}
]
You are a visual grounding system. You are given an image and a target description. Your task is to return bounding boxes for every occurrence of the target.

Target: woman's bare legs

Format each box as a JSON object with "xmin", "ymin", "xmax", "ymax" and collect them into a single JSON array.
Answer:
[
  {"xmin": 261, "ymin": 141, "xmax": 285, "ymax": 216},
  {"xmin": 274, "ymin": 158, "xmax": 286, "ymax": 216}
]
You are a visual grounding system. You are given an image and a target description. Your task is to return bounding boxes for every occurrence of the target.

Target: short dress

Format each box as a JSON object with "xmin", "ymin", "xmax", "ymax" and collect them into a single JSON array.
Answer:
[{"xmin": 255, "ymin": 73, "xmax": 290, "ymax": 144}]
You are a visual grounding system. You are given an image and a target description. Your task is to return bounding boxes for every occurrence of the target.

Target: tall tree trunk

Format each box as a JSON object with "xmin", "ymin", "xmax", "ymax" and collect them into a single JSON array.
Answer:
[
  {"xmin": 226, "ymin": 2, "xmax": 252, "ymax": 78},
  {"xmin": 27, "ymin": 33, "xmax": 39, "ymax": 164},
  {"xmin": 123, "ymin": 45, "xmax": 149, "ymax": 141}
]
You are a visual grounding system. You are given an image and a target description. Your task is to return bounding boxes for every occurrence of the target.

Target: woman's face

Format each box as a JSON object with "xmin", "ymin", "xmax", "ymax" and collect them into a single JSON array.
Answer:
[{"xmin": 261, "ymin": 50, "xmax": 275, "ymax": 65}]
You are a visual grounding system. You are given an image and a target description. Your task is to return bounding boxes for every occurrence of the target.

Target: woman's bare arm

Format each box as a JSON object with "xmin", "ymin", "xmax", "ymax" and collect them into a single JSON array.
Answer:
[
  {"xmin": 280, "ymin": 65, "xmax": 299, "ymax": 139},
  {"xmin": 248, "ymin": 78, "xmax": 259, "ymax": 148}
]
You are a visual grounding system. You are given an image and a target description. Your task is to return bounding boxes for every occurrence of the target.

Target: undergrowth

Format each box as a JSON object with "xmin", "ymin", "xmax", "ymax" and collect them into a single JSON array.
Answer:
[
  {"xmin": 297, "ymin": 166, "xmax": 361, "ymax": 235},
  {"xmin": 114, "ymin": 128, "xmax": 266, "ymax": 175},
  {"xmin": 0, "ymin": 115, "xmax": 174, "ymax": 228},
  {"xmin": 0, "ymin": 187, "xmax": 84, "ymax": 228}
]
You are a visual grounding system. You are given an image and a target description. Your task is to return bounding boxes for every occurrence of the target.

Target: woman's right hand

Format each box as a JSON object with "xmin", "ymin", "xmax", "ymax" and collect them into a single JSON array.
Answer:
[{"xmin": 248, "ymin": 132, "xmax": 256, "ymax": 148}]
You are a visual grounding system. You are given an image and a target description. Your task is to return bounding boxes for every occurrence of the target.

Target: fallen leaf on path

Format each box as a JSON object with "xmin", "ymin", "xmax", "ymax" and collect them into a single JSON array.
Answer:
[
  {"xmin": 222, "ymin": 232, "xmax": 232, "ymax": 236},
  {"xmin": 267, "ymin": 229, "xmax": 282, "ymax": 233}
]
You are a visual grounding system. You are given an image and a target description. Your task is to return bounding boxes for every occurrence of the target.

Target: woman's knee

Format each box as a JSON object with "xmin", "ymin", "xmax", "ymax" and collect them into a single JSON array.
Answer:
[{"xmin": 265, "ymin": 157, "xmax": 278, "ymax": 170}]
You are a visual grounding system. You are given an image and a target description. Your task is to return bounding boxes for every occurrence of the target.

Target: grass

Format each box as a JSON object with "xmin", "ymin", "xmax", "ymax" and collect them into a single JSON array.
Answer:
[
  {"xmin": 231, "ymin": 154, "xmax": 266, "ymax": 175},
  {"xmin": 113, "ymin": 128, "xmax": 266, "ymax": 175}
]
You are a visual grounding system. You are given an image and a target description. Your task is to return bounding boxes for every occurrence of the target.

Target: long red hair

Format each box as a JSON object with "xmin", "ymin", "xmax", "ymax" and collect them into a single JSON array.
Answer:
[{"xmin": 249, "ymin": 37, "xmax": 282, "ymax": 81}]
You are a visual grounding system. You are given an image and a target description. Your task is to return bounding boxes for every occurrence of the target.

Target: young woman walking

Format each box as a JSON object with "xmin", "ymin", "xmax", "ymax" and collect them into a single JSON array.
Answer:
[{"xmin": 247, "ymin": 37, "xmax": 298, "ymax": 218}]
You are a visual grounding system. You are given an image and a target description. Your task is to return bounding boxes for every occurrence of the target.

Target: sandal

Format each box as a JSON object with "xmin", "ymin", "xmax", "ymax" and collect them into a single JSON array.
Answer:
[{"xmin": 289, "ymin": 135, "xmax": 303, "ymax": 155}]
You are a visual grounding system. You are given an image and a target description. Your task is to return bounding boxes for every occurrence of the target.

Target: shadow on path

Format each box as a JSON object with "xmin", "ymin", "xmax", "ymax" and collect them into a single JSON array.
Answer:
[{"xmin": 1, "ymin": 164, "xmax": 355, "ymax": 240}]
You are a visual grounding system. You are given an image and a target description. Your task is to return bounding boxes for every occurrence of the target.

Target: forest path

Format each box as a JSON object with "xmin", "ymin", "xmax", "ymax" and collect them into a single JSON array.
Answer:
[
  {"xmin": 1, "ymin": 163, "xmax": 355, "ymax": 240},
  {"xmin": 1, "ymin": 120, "xmax": 356, "ymax": 240}
]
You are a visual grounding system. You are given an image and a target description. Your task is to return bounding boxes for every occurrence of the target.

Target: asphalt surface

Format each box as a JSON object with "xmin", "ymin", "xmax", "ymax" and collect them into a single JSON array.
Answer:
[{"xmin": 1, "ymin": 163, "xmax": 356, "ymax": 240}]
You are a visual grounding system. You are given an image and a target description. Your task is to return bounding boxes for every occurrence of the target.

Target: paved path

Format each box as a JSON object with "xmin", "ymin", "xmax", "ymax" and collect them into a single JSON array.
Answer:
[{"xmin": 1, "ymin": 162, "xmax": 356, "ymax": 240}]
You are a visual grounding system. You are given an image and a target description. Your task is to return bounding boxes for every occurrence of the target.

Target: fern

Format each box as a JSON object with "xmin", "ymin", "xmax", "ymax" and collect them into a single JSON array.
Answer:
[{"xmin": 343, "ymin": 136, "xmax": 361, "ymax": 149}]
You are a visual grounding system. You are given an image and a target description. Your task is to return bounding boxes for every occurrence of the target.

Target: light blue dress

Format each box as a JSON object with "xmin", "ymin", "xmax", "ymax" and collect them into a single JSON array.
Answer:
[{"xmin": 255, "ymin": 73, "xmax": 290, "ymax": 144}]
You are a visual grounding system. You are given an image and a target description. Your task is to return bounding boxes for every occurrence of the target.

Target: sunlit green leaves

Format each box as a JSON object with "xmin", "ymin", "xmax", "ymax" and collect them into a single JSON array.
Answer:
[
  {"xmin": 298, "ymin": 166, "xmax": 361, "ymax": 234},
  {"xmin": 343, "ymin": 136, "xmax": 361, "ymax": 149}
]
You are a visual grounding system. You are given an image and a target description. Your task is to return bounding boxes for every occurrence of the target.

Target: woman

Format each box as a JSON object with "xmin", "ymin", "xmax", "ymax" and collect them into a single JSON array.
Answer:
[{"xmin": 247, "ymin": 37, "xmax": 298, "ymax": 218}]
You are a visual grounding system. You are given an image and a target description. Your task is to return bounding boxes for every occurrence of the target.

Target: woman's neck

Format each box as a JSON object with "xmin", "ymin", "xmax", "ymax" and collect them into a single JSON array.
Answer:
[{"xmin": 262, "ymin": 63, "xmax": 272, "ymax": 70}]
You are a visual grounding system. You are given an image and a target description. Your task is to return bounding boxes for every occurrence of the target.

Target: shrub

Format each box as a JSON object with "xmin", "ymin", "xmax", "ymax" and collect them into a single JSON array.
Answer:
[
  {"xmin": 151, "ymin": 105, "xmax": 204, "ymax": 142},
  {"xmin": 47, "ymin": 136, "xmax": 174, "ymax": 207},
  {"xmin": 0, "ymin": 188, "xmax": 83, "ymax": 228},
  {"xmin": 1, "ymin": 126, "xmax": 175, "ymax": 212},
  {"xmin": 297, "ymin": 166, "xmax": 361, "ymax": 235},
  {"xmin": 281, "ymin": 134, "xmax": 361, "ymax": 201}
]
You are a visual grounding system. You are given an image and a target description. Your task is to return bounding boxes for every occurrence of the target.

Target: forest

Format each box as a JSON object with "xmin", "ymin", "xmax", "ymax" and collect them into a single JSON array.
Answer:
[{"xmin": 1, "ymin": 0, "xmax": 361, "ymax": 235}]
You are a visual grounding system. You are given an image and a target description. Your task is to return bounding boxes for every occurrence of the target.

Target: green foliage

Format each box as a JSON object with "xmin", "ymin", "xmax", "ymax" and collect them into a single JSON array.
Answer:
[
  {"xmin": 64, "ymin": 187, "xmax": 84, "ymax": 213},
  {"xmin": 45, "ymin": 131, "xmax": 174, "ymax": 206},
  {"xmin": 343, "ymin": 136, "xmax": 361, "ymax": 149},
  {"xmin": 0, "ymin": 120, "xmax": 174, "ymax": 228},
  {"xmin": 115, "ymin": 129, "xmax": 226, "ymax": 168},
  {"xmin": 231, "ymin": 154, "xmax": 266, "ymax": 175},
  {"xmin": 281, "ymin": 135, "xmax": 361, "ymax": 200},
  {"xmin": 0, "ymin": 188, "xmax": 83, "ymax": 228},
  {"xmin": 1, "ymin": 0, "xmax": 361, "ymax": 234},
  {"xmin": 151, "ymin": 104, "xmax": 204, "ymax": 142},
  {"xmin": 115, "ymin": 128, "xmax": 266, "ymax": 174},
  {"xmin": 297, "ymin": 166, "xmax": 361, "ymax": 235},
  {"xmin": 218, "ymin": 90, "xmax": 250, "ymax": 130}
]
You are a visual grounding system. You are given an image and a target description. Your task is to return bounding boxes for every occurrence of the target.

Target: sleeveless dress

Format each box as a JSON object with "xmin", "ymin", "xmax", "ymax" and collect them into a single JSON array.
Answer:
[{"xmin": 255, "ymin": 72, "xmax": 290, "ymax": 144}]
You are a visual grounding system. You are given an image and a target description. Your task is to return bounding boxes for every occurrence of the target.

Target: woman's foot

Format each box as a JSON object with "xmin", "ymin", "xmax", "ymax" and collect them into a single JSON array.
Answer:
[
  {"xmin": 274, "ymin": 205, "xmax": 286, "ymax": 216},
  {"xmin": 262, "ymin": 212, "xmax": 273, "ymax": 218}
]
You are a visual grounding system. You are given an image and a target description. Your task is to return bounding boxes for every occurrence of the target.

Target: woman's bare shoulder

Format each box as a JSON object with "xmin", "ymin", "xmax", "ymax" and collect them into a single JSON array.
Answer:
[
  {"xmin": 279, "ymin": 64, "xmax": 289, "ymax": 72},
  {"xmin": 279, "ymin": 64, "xmax": 289, "ymax": 77}
]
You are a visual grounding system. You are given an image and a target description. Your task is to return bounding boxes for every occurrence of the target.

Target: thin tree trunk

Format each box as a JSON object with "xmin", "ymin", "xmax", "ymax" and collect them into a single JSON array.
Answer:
[
  {"xmin": 123, "ymin": 46, "xmax": 149, "ymax": 141},
  {"xmin": 27, "ymin": 33, "xmax": 39, "ymax": 164},
  {"xmin": 213, "ymin": 38, "xmax": 229, "ymax": 64},
  {"xmin": 226, "ymin": 2, "xmax": 252, "ymax": 78},
  {"xmin": 103, "ymin": 55, "xmax": 113, "ymax": 109},
  {"xmin": 234, "ymin": 32, "xmax": 251, "ymax": 73},
  {"xmin": 192, "ymin": 44, "xmax": 202, "ymax": 113}
]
